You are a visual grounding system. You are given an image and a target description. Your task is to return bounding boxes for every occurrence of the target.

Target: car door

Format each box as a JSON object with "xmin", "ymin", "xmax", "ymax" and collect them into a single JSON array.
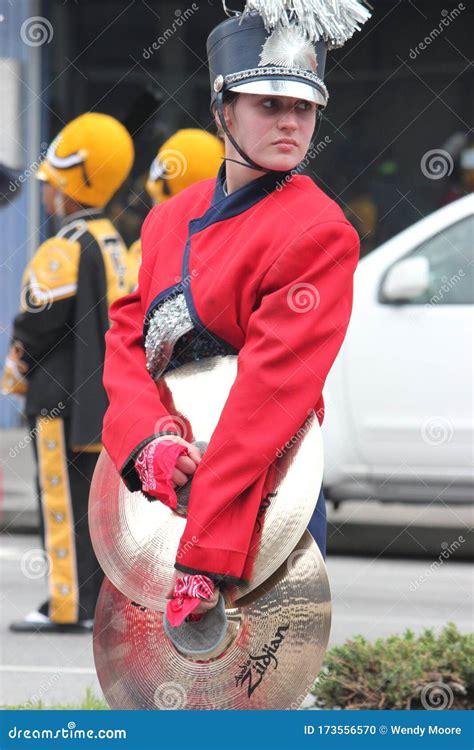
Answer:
[{"xmin": 346, "ymin": 212, "xmax": 473, "ymax": 500}]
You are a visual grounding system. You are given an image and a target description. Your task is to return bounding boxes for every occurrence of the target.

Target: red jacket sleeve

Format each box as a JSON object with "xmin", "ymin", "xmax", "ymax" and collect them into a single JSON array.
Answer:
[
  {"xmin": 102, "ymin": 211, "xmax": 179, "ymax": 490},
  {"xmin": 102, "ymin": 286, "xmax": 180, "ymax": 490},
  {"xmin": 175, "ymin": 220, "xmax": 360, "ymax": 580}
]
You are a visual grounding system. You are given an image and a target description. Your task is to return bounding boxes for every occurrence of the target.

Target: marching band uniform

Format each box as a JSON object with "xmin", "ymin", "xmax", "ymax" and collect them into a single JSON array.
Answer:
[
  {"xmin": 4, "ymin": 113, "xmax": 134, "ymax": 631},
  {"xmin": 103, "ymin": 164, "xmax": 359, "ymax": 583},
  {"xmin": 103, "ymin": 0, "xmax": 370, "ymax": 593}
]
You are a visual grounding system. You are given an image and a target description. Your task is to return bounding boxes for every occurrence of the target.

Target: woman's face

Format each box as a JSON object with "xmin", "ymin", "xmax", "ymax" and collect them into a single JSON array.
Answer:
[{"xmin": 223, "ymin": 93, "xmax": 317, "ymax": 171}]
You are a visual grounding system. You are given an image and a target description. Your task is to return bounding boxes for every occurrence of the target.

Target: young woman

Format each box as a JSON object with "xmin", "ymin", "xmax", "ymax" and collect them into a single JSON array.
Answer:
[{"xmin": 102, "ymin": 1, "xmax": 370, "ymax": 629}]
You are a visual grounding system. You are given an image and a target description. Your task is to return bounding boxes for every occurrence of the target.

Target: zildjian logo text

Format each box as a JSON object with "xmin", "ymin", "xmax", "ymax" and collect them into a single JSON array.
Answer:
[
  {"xmin": 255, "ymin": 491, "xmax": 277, "ymax": 533},
  {"xmin": 235, "ymin": 624, "xmax": 289, "ymax": 697}
]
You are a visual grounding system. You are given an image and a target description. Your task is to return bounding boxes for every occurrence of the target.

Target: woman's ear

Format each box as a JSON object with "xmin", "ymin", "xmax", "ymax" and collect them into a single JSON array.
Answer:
[
  {"xmin": 219, "ymin": 102, "xmax": 234, "ymax": 129},
  {"xmin": 223, "ymin": 103, "xmax": 232, "ymax": 129},
  {"xmin": 214, "ymin": 102, "xmax": 233, "ymax": 139},
  {"xmin": 226, "ymin": 102, "xmax": 236, "ymax": 130}
]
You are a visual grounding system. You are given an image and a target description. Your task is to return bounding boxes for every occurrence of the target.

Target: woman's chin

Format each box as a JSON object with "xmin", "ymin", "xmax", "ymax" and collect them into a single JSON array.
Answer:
[{"xmin": 257, "ymin": 153, "xmax": 302, "ymax": 172}]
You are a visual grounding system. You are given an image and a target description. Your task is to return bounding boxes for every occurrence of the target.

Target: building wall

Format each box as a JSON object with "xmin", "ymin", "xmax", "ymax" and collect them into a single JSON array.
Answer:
[{"xmin": 0, "ymin": 0, "xmax": 44, "ymax": 428}]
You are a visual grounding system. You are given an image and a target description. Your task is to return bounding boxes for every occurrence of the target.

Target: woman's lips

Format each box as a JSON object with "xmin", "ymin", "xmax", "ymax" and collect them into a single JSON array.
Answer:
[{"xmin": 273, "ymin": 139, "xmax": 298, "ymax": 152}]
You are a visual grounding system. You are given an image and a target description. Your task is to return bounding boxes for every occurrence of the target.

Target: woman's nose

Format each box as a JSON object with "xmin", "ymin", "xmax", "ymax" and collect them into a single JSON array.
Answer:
[{"xmin": 277, "ymin": 109, "xmax": 298, "ymax": 130}]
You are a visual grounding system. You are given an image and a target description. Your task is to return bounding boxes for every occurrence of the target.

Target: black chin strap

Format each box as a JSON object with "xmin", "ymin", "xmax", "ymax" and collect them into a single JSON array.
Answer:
[
  {"xmin": 216, "ymin": 92, "xmax": 268, "ymax": 172},
  {"xmin": 312, "ymin": 110, "xmax": 324, "ymax": 142},
  {"xmin": 216, "ymin": 90, "xmax": 325, "ymax": 175},
  {"xmin": 222, "ymin": 156, "xmax": 263, "ymax": 171}
]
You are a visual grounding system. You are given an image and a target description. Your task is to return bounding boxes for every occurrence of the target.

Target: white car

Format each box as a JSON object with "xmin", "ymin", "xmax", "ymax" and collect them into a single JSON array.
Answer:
[{"xmin": 322, "ymin": 193, "xmax": 473, "ymax": 505}]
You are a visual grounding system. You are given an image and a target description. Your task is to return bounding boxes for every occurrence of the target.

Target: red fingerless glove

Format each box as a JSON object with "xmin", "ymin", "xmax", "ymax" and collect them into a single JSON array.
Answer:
[
  {"xmin": 135, "ymin": 439, "xmax": 188, "ymax": 510},
  {"xmin": 166, "ymin": 574, "xmax": 216, "ymax": 627}
]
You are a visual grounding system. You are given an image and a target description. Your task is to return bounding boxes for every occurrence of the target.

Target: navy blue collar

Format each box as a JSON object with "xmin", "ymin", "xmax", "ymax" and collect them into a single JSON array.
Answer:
[{"xmin": 189, "ymin": 162, "xmax": 291, "ymax": 233}]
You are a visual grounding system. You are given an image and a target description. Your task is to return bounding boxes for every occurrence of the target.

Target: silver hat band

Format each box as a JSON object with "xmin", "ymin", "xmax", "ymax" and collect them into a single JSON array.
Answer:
[
  {"xmin": 221, "ymin": 66, "xmax": 329, "ymax": 105},
  {"xmin": 228, "ymin": 79, "xmax": 327, "ymax": 107}
]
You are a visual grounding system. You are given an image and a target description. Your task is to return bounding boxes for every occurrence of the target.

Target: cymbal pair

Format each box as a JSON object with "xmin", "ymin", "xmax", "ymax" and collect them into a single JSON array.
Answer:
[{"xmin": 90, "ymin": 357, "xmax": 331, "ymax": 709}]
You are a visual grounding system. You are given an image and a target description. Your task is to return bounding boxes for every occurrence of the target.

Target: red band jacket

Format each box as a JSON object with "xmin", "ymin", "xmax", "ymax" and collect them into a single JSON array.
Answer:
[{"xmin": 102, "ymin": 166, "xmax": 360, "ymax": 585}]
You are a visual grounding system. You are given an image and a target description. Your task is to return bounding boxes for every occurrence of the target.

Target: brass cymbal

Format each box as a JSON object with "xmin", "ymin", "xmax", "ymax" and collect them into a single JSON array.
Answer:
[
  {"xmin": 93, "ymin": 531, "xmax": 331, "ymax": 710},
  {"xmin": 89, "ymin": 356, "xmax": 324, "ymax": 611}
]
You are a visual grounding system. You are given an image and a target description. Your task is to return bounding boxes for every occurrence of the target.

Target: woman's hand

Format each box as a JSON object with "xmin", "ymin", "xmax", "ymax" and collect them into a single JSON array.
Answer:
[
  {"xmin": 152, "ymin": 436, "xmax": 201, "ymax": 486},
  {"xmin": 135, "ymin": 437, "xmax": 202, "ymax": 508},
  {"xmin": 166, "ymin": 570, "xmax": 220, "ymax": 615}
]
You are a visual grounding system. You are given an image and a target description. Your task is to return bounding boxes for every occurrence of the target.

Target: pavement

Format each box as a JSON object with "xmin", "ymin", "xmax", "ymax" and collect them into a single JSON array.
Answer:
[
  {"xmin": 0, "ymin": 428, "xmax": 37, "ymax": 534},
  {"xmin": 1, "ymin": 533, "xmax": 472, "ymax": 707},
  {"xmin": 0, "ymin": 534, "xmax": 100, "ymax": 707}
]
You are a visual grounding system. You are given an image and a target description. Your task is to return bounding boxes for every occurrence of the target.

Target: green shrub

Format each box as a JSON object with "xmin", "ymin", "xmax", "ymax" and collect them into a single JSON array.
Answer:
[
  {"xmin": 312, "ymin": 623, "xmax": 473, "ymax": 710},
  {"xmin": 3, "ymin": 687, "xmax": 109, "ymax": 710}
]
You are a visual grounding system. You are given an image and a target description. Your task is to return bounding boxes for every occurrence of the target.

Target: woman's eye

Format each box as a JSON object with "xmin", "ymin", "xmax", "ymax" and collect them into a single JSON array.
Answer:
[
  {"xmin": 262, "ymin": 99, "xmax": 277, "ymax": 109},
  {"xmin": 296, "ymin": 100, "xmax": 312, "ymax": 111}
]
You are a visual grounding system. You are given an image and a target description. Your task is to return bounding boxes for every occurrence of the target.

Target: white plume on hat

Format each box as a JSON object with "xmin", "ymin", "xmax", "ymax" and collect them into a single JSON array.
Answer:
[{"xmin": 241, "ymin": 0, "xmax": 371, "ymax": 48}]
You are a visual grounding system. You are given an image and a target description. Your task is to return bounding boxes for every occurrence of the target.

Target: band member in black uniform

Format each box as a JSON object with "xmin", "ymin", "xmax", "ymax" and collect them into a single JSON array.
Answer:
[{"xmin": 3, "ymin": 113, "xmax": 134, "ymax": 632}]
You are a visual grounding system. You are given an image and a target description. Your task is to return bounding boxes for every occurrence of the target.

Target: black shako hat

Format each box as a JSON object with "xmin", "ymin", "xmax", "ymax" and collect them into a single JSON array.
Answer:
[
  {"xmin": 208, "ymin": 13, "xmax": 329, "ymax": 108},
  {"xmin": 207, "ymin": 1, "xmax": 372, "ymax": 111}
]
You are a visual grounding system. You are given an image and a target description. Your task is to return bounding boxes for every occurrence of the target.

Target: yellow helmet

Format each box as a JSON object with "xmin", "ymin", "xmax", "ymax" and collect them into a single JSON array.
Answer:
[
  {"xmin": 146, "ymin": 129, "xmax": 223, "ymax": 204},
  {"xmin": 37, "ymin": 113, "xmax": 134, "ymax": 207}
]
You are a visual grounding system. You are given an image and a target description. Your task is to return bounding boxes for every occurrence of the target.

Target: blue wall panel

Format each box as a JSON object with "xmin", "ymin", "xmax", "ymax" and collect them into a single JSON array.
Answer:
[{"xmin": 0, "ymin": 0, "xmax": 44, "ymax": 428}]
